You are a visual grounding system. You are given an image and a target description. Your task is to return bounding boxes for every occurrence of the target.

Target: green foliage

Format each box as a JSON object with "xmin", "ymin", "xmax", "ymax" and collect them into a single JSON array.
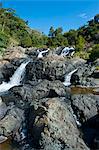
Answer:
[
  {"xmin": 54, "ymin": 27, "xmax": 63, "ymax": 36},
  {"xmin": 0, "ymin": 6, "xmax": 99, "ymax": 61},
  {"xmin": 64, "ymin": 30, "xmax": 77, "ymax": 45},
  {"xmin": 20, "ymin": 36, "xmax": 32, "ymax": 48},
  {"xmin": 74, "ymin": 51, "xmax": 90, "ymax": 60},
  {"xmin": 94, "ymin": 14, "xmax": 99, "ymax": 23},
  {"xmin": 78, "ymin": 14, "xmax": 99, "ymax": 43},
  {"xmin": 89, "ymin": 44, "xmax": 99, "ymax": 61},
  {"xmin": 75, "ymin": 35, "xmax": 85, "ymax": 52},
  {"xmin": 48, "ymin": 26, "xmax": 55, "ymax": 37},
  {"xmin": 0, "ymin": 7, "xmax": 48, "ymax": 48},
  {"xmin": 0, "ymin": 31, "xmax": 9, "ymax": 48},
  {"xmin": 31, "ymin": 30, "xmax": 48, "ymax": 47},
  {"xmin": 95, "ymin": 66, "xmax": 99, "ymax": 70},
  {"xmin": 47, "ymin": 27, "xmax": 68, "ymax": 47}
]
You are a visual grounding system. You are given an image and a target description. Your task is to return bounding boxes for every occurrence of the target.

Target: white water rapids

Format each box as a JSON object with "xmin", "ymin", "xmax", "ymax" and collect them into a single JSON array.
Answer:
[
  {"xmin": 61, "ymin": 47, "xmax": 75, "ymax": 56},
  {"xmin": 63, "ymin": 69, "xmax": 77, "ymax": 86},
  {"xmin": 0, "ymin": 61, "xmax": 29, "ymax": 94},
  {"xmin": 37, "ymin": 49, "xmax": 48, "ymax": 58}
]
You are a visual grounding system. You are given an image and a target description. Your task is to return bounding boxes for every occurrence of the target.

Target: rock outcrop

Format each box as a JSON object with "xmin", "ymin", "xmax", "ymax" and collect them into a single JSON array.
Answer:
[
  {"xmin": 0, "ymin": 46, "xmax": 99, "ymax": 150},
  {"xmin": 28, "ymin": 98, "xmax": 89, "ymax": 150}
]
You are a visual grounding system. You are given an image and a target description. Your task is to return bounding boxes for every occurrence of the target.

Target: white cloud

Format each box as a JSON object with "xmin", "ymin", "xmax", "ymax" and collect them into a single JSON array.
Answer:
[{"xmin": 78, "ymin": 13, "xmax": 88, "ymax": 19}]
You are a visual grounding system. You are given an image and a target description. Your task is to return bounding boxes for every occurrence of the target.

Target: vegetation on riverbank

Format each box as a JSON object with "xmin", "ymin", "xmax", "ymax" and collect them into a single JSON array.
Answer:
[{"xmin": 0, "ymin": 6, "xmax": 99, "ymax": 60}]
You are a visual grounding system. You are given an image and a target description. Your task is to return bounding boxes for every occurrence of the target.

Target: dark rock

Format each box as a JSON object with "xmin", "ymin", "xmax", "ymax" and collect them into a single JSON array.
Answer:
[
  {"xmin": 2, "ymin": 80, "xmax": 70, "ymax": 109},
  {"xmin": 0, "ymin": 107, "xmax": 24, "ymax": 137},
  {"xmin": 0, "ymin": 98, "xmax": 7, "ymax": 120},
  {"xmin": 91, "ymin": 70, "xmax": 99, "ymax": 78},
  {"xmin": 25, "ymin": 47, "xmax": 38, "ymax": 59},
  {"xmin": 26, "ymin": 57, "xmax": 86, "ymax": 82},
  {"xmin": 28, "ymin": 98, "xmax": 89, "ymax": 150},
  {"xmin": 71, "ymin": 94, "xmax": 99, "ymax": 123},
  {"xmin": 81, "ymin": 114, "xmax": 99, "ymax": 149},
  {"xmin": 71, "ymin": 64, "xmax": 97, "ymax": 86}
]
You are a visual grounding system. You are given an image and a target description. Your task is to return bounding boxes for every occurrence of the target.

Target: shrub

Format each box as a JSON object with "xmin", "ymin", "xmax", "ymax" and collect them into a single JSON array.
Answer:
[
  {"xmin": 74, "ymin": 51, "xmax": 90, "ymax": 60},
  {"xmin": 75, "ymin": 35, "xmax": 85, "ymax": 52},
  {"xmin": 20, "ymin": 36, "xmax": 32, "ymax": 47},
  {"xmin": 89, "ymin": 44, "xmax": 99, "ymax": 61},
  {"xmin": 0, "ymin": 32, "xmax": 9, "ymax": 48}
]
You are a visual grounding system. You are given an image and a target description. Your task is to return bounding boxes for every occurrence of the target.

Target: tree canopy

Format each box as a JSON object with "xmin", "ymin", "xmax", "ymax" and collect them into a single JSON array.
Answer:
[{"xmin": 0, "ymin": 6, "xmax": 99, "ymax": 60}]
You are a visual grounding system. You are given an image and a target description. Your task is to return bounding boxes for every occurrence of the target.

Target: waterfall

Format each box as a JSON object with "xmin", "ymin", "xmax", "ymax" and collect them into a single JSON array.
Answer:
[
  {"xmin": 61, "ymin": 47, "xmax": 75, "ymax": 56},
  {"xmin": 63, "ymin": 69, "xmax": 77, "ymax": 86},
  {"xmin": 0, "ymin": 61, "xmax": 29, "ymax": 94},
  {"xmin": 37, "ymin": 49, "xmax": 48, "ymax": 58}
]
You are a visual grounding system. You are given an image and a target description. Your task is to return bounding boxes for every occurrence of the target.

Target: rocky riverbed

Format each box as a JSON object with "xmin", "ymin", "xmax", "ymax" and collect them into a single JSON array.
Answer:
[{"xmin": 0, "ymin": 46, "xmax": 99, "ymax": 150}]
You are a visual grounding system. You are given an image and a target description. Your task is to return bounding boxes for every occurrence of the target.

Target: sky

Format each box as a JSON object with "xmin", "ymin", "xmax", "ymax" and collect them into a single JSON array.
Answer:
[{"xmin": 2, "ymin": 0, "xmax": 99, "ymax": 34}]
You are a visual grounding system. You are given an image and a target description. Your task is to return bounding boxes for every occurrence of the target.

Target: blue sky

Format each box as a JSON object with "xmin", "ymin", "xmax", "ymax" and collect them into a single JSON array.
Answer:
[{"xmin": 2, "ymin": 0, "xmax": 99, "ymax": 34}]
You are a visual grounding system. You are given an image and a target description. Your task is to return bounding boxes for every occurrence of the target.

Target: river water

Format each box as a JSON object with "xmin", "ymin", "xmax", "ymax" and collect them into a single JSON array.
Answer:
[{"xmin": 0, "ymin": 139, "xmax": 13, "ymax": 150}]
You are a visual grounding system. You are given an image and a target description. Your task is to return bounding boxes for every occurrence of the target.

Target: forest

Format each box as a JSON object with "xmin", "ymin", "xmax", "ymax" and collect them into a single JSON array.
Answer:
[{"xmin": 0, "ymin": 7, "xmax": 99, "ymax": 60}]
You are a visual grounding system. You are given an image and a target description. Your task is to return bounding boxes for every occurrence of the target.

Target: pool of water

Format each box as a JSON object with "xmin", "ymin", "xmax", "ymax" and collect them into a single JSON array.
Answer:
[
  {"xmin": 71, "ymin": 86, "xmax": 99, "ymax": 95},
  {"xmin": 0, "ymin": 139, "xmax": 12, "ymax": 150}
]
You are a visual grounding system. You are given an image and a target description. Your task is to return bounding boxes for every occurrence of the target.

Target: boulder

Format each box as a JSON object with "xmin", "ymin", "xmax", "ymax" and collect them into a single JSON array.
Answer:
[
  {"xmin": 71, "ymin": 64, "xmax": 97, "ymax": 86},
  {"xmin": 26, "ymin": 57, "xmax": 86, "ymax": 82},
  {"xmin": 0, "ymin": 98, "xmax": 7, "ymax": 120},
  {"xmin": 28, "ymin": 97, "xmax": 89, "ymax": 150},
  {"xmin": 3, "ymin": 46, "xmax": 27, "ymax": 60},
  {"xmin": 0, "ymin": 107, "xmax": 24, "ymax": 137},
  {"xmin": 2, "ymin": 80, "xmax": 70, "ymax": 109},
  {"xmin": 71, "ymin": 94, "xmax": 99, "ymax": 123}
]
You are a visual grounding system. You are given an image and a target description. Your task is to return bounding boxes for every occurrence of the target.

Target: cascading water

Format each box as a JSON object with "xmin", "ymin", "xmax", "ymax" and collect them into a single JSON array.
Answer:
[
  {"xmin": 61, "ymin": 47, "xmax": 75, "ymax": 56},
  {"xmin": 37, "ymin": 49, "xmax": 48, "ymax": 58},
  {"xmin": 0, "ymin": 61, "xmax": 29, "ymax": 94},
  {"xmin": 63, "ymin": 69, "xmax": 77, "ymax": 86}
]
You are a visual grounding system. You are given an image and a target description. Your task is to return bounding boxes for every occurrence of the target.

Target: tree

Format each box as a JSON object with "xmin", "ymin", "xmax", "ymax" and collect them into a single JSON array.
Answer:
[
  {"xmin": 75, "ymin": 35, "xmax": 85, "ymax": 51},
  {"xmin": 64, "ymin": 30, "xmax": 77, "ymax": 45},
  {"xmin": 94, "ymin": 14, "xmax": 99, "ymax": 23},
  {"xmin": 89, "ymin": 44, "xmax": 99, "ymax": 61},
  {"xmin": 48, "ymin": 26, "xmax": 55, "ymax": 37},
  {"xmin": 54, "ymin": 27, "xmax": 63, "ymax": 36},
  {"xmin": 20, "ymin": 36, "xmax": 32, "ymax": 47}
]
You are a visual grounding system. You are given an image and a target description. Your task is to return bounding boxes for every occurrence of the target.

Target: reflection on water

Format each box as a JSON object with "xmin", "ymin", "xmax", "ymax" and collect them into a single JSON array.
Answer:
[
  {"xmin": 71, "ymin": 86, "xmax": 99, "ymax": 95},
  {"xmin": 0, "ymin": 139, "xmax": 12, "ymax": 150}
]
